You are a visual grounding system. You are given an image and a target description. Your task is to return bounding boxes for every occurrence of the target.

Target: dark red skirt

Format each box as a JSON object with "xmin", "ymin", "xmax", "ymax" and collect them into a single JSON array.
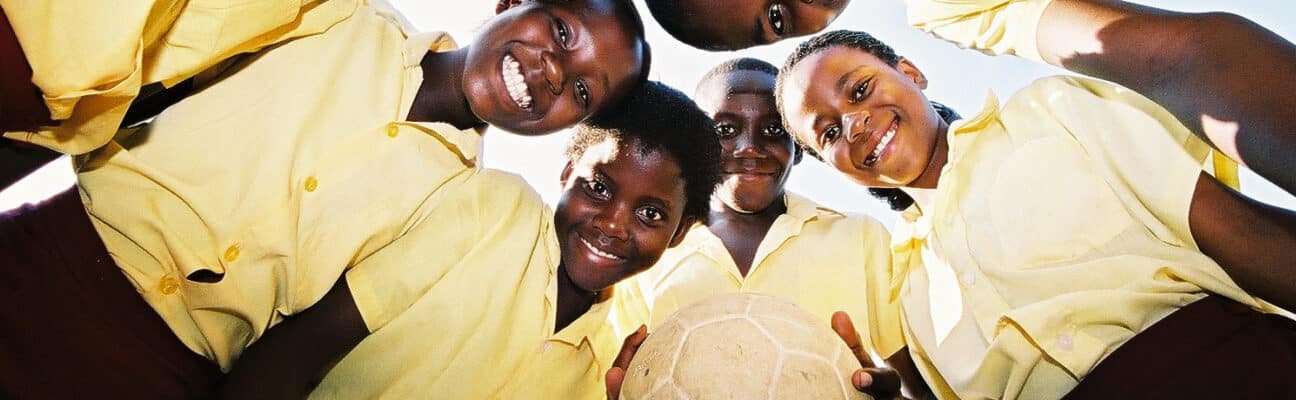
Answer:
[
  {"xmin": 1064, "ymin": 295, "xmax": 1296, "ymax": 399},
  {"xmin": 0, "ymin": 187, "xmax": 222, "ymax": 399}
]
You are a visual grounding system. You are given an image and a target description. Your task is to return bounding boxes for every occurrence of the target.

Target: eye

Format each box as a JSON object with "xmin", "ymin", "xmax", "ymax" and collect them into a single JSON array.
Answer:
[
  {"xmin": 582, "ymin": 178, "xmax": 610, "ymax": 200},
  {"xmin": 575, "ymin": 80, "xmax": 591, "ymax": 108},
  {"xmin": 555, "ymin": 18, "xmax": 572, "ymax": 48},
  {"xmin": 820, "ymin": 125, "xmax": 840, "ymax": 148},
  {"xmin": 715, "ymin": 123, "xmax": 738, "ymax": 139},
  {"xmin": 637, "ymin": 207, "xmax": 665, "ymax": 223},
  {"xmin": 850, "ymin": 80, "xmax": 870, "ymax": 103},
  {"xmin": 767, "ymin": 4, "xmax": 786, "ymax": 36},
  {"xmin": 762, "ymin": 125, "xmax": 787, "ymax": 137}
]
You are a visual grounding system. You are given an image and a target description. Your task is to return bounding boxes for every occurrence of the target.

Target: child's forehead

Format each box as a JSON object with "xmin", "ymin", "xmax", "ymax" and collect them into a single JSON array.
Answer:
[{"xmin": 697, "ymin": 70, "xmax": 777, "ymax": 109}]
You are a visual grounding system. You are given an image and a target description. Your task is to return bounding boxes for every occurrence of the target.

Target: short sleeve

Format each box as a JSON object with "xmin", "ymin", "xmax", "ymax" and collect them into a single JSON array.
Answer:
[
  {"xmin": 345, "ymin": 170, "xmax": 550, "ymax": 332},
  {"xmin": 1017, "ymin": 76, "xmax": 1212, "ymax": 247},
  {"xmin": 858, "ymin": 217, "xmax": 907, "ymax": 359},
  {"xmin": 904, "ymin": 0, "xmax": 1054, "ymax": 62}
]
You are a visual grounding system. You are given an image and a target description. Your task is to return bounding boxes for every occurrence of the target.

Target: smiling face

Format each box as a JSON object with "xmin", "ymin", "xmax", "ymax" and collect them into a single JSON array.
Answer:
[
  {"xmin": 555, "ymin": 137, "xmax": 691, "ymax": 292},
  {"xmin": 464, "ymin": 0, "xmax": 646, "ymax": 135},
  {"xmin": 779, "ymin": 46, "xmax": 942, "ymax": 188},
  {"xmin": 648, "ymin": 0, "xmax": 849, "ymax": 50},
  {"xmin": 696, "ymin": 70, "xmax": 797, "ymax": 214}
]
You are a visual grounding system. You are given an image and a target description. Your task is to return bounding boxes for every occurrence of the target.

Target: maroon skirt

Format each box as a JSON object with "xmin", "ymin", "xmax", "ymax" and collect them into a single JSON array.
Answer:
[
  {"xmin": 0, "ymin": 187, "xmax": 222, "ymax": 399},
  {"xmin": 1064, "ymin": 294, "xmax": 1296, "ymax": 399}
]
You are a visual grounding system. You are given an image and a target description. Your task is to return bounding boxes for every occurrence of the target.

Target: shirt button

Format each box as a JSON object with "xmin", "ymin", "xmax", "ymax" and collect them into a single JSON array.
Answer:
[
  {"xmin": 386, "ymin": 123, "xmax": 399, "ymax": 138},
  {"xmin": 540, "ymin": 342, "xmax": 551, "ymax": 353},
  {"xmin": 304, "ymin": 176, "xmax": 319, "ymax": 192},
  {"xmin": 159, "ymin": 277, "xmax": 180, "ymax": 295},
  {"xmin": 960, "ymin": 270, "xmax": 975, "ymax": 285},
  {"xmin": 1057, "ymin": 334, "xmax": 1074, "ymax": 351},
  {"xmin": 223, "ymin": 245, "xmax": 240, "ymax": 262}
]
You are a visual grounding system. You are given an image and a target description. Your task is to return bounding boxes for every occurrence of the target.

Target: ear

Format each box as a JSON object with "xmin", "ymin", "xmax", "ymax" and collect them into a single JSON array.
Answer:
[
  {"xmin": 895, "ymin": 57, "xmax": 928, "ymax": 90},
  {"xmin": 559, "ymin": 160, "xmax": 574, "ymax": 185},
  {"xmin": 667, "ymin": 216, "xmax": 697, "ymax": 248},
  {"xmin": 495, "ymin": 0, "xmax": 524, "ymax": 15},
  {"xmin": 792, "ymin": 144, "xmax": 804, "ymax": 165}
]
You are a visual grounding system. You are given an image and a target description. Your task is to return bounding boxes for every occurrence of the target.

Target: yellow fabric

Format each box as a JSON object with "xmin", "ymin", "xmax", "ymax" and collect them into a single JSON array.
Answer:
[
  {"xmin": 891, "ymin": 76, "xmax": 1274, "ymax": 400},
  {"xmin": 904, "ymin": 0, "xmax": 1054, "ymax": 62},
  {"xmin": 74, "ymin": 4, "xmax": 472, "ymax": 370},
  {"xmin": 1, "ymin": 0, "xmax": 359, "ymax": 155},
  {"xmin": 311, "ymin": 171, "xmax": 613, "ymax": 399},
  {"xmin": 611, "ymin": 193, "xmax": 905, "ymax": 360}
]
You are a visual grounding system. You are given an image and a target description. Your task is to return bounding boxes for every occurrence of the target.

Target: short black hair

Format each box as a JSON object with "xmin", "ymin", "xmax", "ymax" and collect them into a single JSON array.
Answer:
[
  {"xmin": 698, "ymin": 57, "xmax": 779, "ymax": 88},
  {"xmin": 568, "ymin": 81, "xmax": 722, "ymax": 221},
  {"xmin": 776, "ymin": 30, "xmax": 961, "ymax": 211}
]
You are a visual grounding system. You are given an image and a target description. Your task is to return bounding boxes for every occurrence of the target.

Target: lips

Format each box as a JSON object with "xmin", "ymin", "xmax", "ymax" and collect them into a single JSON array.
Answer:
[
  {"xmin": 862, "ymin": 117, "xmax": 898, "ymax": 167},
  {"xmin": 501, "ymin": 53, "xmax": 533, "ymax": 110}
]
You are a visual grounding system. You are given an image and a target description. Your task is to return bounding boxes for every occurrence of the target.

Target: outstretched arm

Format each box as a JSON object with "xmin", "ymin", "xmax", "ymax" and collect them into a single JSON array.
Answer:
[
  {"xmin": 1189, "ymin": 172, "xmax": 1296, "ymax": 313},
  {"xmin": 217, "ymin": 278, "xmax": 370, "ymax": 399},
  {"xmin": 0, "ymin": 7, "xmax": 52, "ymax": 132},
  {"xmin": 1036, "ymin": 0, "xmax": 1296, "ymax": 194}
]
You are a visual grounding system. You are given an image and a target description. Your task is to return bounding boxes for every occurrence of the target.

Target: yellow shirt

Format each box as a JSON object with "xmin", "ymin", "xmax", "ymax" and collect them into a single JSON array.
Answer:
[
  {"xmin": 892, "ymin": 76, "xmax": 1276, "ymax": 399},
  {"xmin": 75, "ymin": 4, "xmax": 473, "ymax": 370},
  {"xmin": 611, "ymin": 193, "xmax": 905, "ymax": 360},
  {"xmin": 903, "ymin": 0, "xmax": 1241, "ymax": 188},
  {"xmin": 313, "ymin": 170, "xmax": 615, "ymax": 399},
  {"xmin": 1, "ymin": 0, "xmax": 359, "ymax": 155}
]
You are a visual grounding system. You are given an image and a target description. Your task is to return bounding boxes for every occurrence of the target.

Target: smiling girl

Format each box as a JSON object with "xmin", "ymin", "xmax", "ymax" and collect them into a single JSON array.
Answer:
[
  {"xmin": 0, "ymin": 0, "xmax": 648, "ymax": 397},
  {"xmin": 777, "ymin": 30, "xmax": 1296, "ymax": 399}
]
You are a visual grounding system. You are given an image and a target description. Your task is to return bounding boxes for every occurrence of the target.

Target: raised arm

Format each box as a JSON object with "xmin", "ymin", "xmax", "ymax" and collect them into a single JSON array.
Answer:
[
  {"xmin": 216, "ymin": 278, "xmax": 370, "ymax": 400},
  {"xmin": 1036, "ymin": 0, "xmax": 1296, "ymax": 194},
  {"xmin": 1189, "ymin": 172, "xmax": 1296, "ymax": 313}
]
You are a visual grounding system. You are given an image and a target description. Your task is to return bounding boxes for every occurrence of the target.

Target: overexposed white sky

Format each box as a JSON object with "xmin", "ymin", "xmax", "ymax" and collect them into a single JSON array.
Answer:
[{"xmin": 3, "ymin": 0, "xmax": 1294, "ymax": 228}]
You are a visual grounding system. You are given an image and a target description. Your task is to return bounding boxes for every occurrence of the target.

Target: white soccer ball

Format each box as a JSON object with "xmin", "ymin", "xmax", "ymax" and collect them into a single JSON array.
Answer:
[{"xmin": 621, "ymin": 293, "xmax": 873, "ymax": 400}]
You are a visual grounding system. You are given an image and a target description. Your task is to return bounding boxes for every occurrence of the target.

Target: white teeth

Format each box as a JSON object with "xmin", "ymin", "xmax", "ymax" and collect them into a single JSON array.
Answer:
[
  {"xmin": 501, "ymin": 54, "xmax": 532, "ymax": 109},
  {"xmin": 580, "ymin": 237, "xmax": 622, "ymax": 260},
  {"xmin": 871, "ymin": 125, "xmax": 896, "ymax": 160}
]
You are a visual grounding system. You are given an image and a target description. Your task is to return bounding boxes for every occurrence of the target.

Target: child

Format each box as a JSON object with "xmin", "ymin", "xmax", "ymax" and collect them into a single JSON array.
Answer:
[
  {"xmin": 604, "ymin": 58, "xmax": 921, "ymax": 398},
  {"xmin": 217, "ymin": 81, "xmax": 722, "ymax": 399},
  {"xmin": 0, "ymin": 0, "xmax": 648, "ymax": 397},
  {"xmin": 640, "ymin": 0, "xmax": 1296, "ymax": 197},
  {"xmin": 776, "ymin": 29, "xmax": 1296, "ymax": 399}
]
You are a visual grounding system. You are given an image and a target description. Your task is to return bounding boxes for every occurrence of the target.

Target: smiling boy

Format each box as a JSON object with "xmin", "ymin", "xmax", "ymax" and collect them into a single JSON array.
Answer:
[{"xmin": 216, "ymin": 81, "xmax": 722, "ymax": 399}]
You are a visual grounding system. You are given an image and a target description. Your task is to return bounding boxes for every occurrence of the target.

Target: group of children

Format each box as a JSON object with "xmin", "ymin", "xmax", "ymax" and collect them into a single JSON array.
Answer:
[{"xmin": 2, "ymin": 0, "xmax": 1294, "ymax": 399}]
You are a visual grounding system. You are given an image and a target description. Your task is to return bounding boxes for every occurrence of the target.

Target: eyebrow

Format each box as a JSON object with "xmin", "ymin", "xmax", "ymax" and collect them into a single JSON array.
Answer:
[{"xmin": 751, "ymin": 13, "xmax": 765, "ymax": 46}]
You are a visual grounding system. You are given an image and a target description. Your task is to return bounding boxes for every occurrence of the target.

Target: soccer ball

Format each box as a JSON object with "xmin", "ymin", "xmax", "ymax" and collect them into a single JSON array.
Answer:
[{"xmin": 621, "ymin": 293, "xmax": 872, "ymax": 400}]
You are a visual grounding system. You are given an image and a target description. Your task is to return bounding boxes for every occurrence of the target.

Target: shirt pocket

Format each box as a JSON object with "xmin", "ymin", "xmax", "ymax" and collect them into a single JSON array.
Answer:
[{"xmin": 989, "ymin": 137, "xmax": 1135, "ymax": 268}]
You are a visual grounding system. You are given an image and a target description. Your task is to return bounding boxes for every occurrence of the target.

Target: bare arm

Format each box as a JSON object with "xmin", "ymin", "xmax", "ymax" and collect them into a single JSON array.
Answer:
[
  {"xmin": 1037, "ymin": 0, "xmax": 1296, "ymax": 195},
  {"xmin": 1189, "ymin": 172, "xmax": 1296, "ymax": 312},
  {"xmin": 216, "ymin": 278, "xmax": 370, "ymax": 399},
  {"xmin": 0, "ymin": 6, "xmax": 53, "ymax": 132}
]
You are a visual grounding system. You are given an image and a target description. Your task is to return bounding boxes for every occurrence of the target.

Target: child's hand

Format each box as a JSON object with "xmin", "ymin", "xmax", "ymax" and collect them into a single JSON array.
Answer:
[
  {"xmin": 605, "ymin": 324, "xmax": 648, "ymax": 400},
  {"xmin": 831, "ymin": 311, "xmax": 904, "ymax": 400}
]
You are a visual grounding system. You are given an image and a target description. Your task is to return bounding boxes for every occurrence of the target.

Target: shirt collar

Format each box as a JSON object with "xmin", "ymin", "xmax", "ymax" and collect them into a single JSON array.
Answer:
[
  {"xmin": 404, "ymin": 31, "xmax": 458, "ymax": 68},
  {"xmin": 393, "ymin": 32, "xmax": 480, "ymax": 167},
  {"xmin": 541, "ymin": 214, "xmax": 616, "ymax": 349}
]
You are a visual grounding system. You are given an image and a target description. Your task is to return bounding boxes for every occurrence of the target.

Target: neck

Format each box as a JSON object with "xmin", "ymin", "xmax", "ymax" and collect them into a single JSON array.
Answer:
[
  {"xmin": 554, "ymin": 264, "xmax": 598, "ymax": 334},
  {"xmin": 706, "ymin": 194, "xmax": 786, "ymax": 277},
  {"xmin": 901, "ymin": 118, "xmax": 950, "ymax": 214},
  {"xmin": 706, "ymin": 194, "xmax": 786, "ymax": 231},
  {"xmin": 407, "ymin": 48, "xmax": 486, "ymax": 131}
]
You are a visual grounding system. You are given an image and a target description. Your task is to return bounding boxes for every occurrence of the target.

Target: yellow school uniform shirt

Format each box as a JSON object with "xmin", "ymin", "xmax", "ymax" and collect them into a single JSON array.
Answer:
[
  {"xmin": 890, "ymin": 76, "xmax": 1280, "ymax": 399},
  {"xmin": 75, "ymin": 3, "xmax": 475, "ymax": 370},
  {"xmin": 312, "ymin": 171, "xmax": 617, "ymax": 399},
  {"xmin": 903, "ymin": 0, "xmax": 1240, "ymax": 188},
  {"xmin": 1, "ymin": 0, "xmax": 358, "ymax": 155},
  {"xmin": 611, "ymin": 193, "xmax": 905, "ymax": 360}
]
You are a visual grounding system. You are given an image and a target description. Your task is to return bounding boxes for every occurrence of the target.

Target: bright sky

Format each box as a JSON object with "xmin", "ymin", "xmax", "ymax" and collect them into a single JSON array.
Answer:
[{"xmin": 3, "ymin": 0, "xmax": 1294, "ymax": 228}]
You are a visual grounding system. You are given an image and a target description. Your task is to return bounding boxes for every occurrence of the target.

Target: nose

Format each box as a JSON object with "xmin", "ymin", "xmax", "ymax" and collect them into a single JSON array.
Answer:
[
  {"xmin": 592, "ymin": 205, "xmax": 629, "ymax": 242},
  {"xmin": 842, "ymin": 110, "xmax": 870, "ymax": 144},
  {"xmin": 733, "ymin": 131, "xmax": 764, "ymax": 158},
  {"xmin": 541, "ymin": 51, "xmax": 566, "ymax": 95}
]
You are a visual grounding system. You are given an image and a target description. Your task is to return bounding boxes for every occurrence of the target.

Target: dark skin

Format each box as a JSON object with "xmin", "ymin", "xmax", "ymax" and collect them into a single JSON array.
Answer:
[
  {"xmin": 218, "ymin": 136, "xmax": 695, "ymax": 398},
  {"xmin": 655, "ymin": 0, "xmax": 1296, "ymax": 195},
  {"xmin": 694, "ymin": 69, "xmax": 800, "ymax": 276},
  {"xmin": 657, "ymin": 0, "xmax": 851, "ymax": 50},
  {"xmin": 604, "ymin": 66, "xmax": 931, "ymax": 400},
  {"xmin": 781, "ymin": 44, "xmax": 1296, "ymax": 394}
]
